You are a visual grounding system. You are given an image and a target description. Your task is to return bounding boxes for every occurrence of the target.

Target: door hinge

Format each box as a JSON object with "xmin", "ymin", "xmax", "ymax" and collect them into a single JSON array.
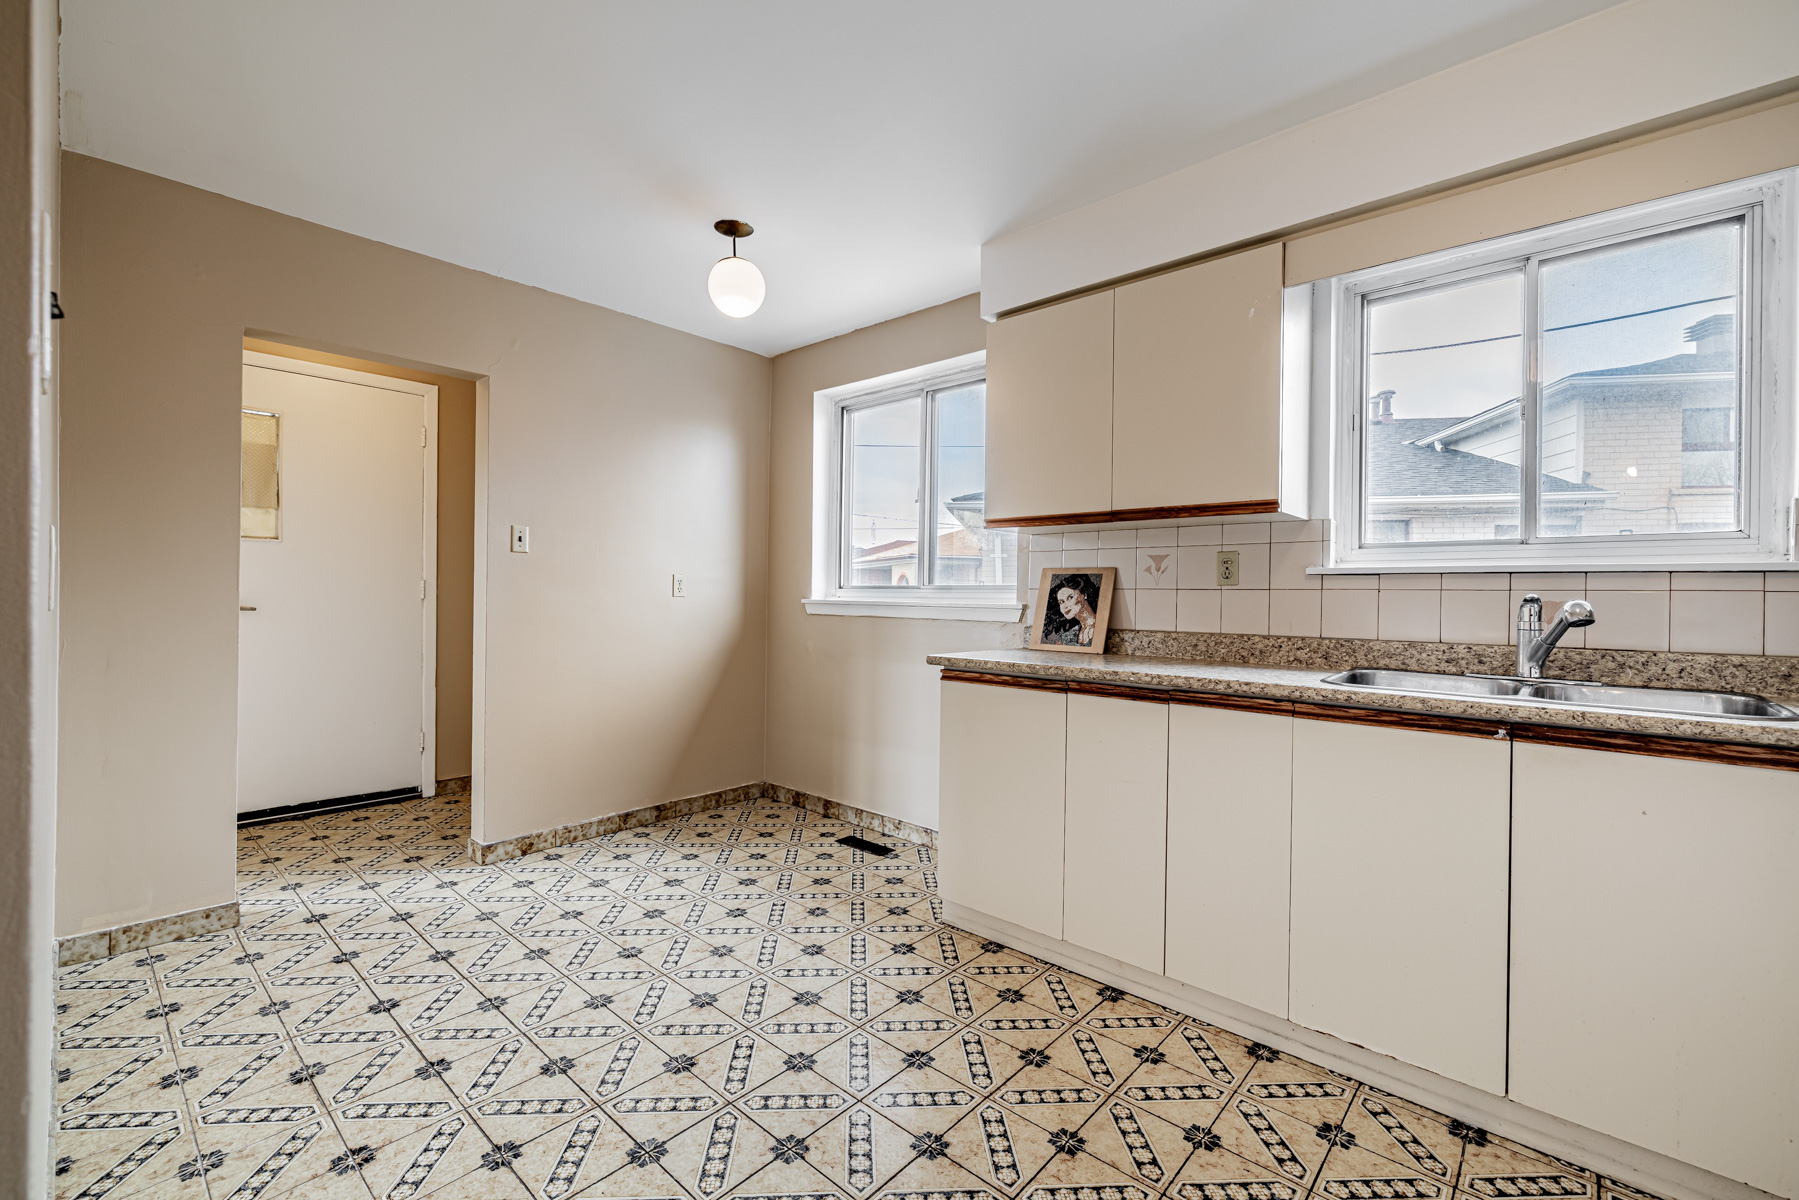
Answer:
[
  {"xmin": 420, "ymin": 730, "xmax": 427, "ymax": 752},
  {"xmin": 420, "ymin": 580, "xmax": 427, "ymax": 600},
  {"xmin": 421, "ymin": 428, "xmax": 428, "ymax": 448}
]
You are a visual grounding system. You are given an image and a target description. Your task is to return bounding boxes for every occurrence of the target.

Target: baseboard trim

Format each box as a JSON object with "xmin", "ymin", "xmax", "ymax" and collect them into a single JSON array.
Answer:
[
  {"xmin": 57, "ymin": 901, "xmax": 241, "ymax": 967},
  {"xmin": 766, "ymin": 783, "xmax": 938, "ymax": 850},
  {"xmin": 942, "ymin": 900, "xmax": 1778, "ymax": 1200},
  {"xmin": 467, "ymin": 782, "xmax": 770, "ymax": 863},
  {"xmin": 237, "ymin": 787, "xmax": 421, "ymax": 827},
  {"xmin": 468, "ymin": 782, "xmax": 938, "ymax": 864}
]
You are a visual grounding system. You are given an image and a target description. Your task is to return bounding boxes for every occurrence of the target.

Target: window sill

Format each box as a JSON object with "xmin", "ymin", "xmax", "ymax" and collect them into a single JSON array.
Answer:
[{"xmin": 802, "ymin": 597, "xmax": 1025, "ymax": 622}]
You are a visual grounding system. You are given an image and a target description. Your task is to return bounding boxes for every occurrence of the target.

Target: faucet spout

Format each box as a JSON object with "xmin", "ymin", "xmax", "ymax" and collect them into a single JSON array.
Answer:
[{"xmin": 1517, "ymin": 595, "xmax": 1595, "ymax": 677}]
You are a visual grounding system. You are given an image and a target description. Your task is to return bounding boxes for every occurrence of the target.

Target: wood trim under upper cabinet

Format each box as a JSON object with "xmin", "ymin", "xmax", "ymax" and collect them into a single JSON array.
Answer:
[
  {"xmin": 1166, "ymin": 691, "xmax": 1295, "ymax": 717},
  {"xmin": 940, "ymin": 669, "xmax": 1069, "ymax": 694},
  {"xmin": 1293, "ymin": 702, "xmax": 1510, "ymax": 742},
  {"xmin": 1509, "ymin": 722, "xmax": 1799, "ymax": 773},
  {"xmin": 985, "ymin": 498, "xmax": 1280, "ymax": 529}
]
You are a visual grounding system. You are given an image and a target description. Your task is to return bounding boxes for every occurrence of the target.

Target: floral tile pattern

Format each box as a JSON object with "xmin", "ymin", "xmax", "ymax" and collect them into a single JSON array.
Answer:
[{"xmin": 55, "ymin": 794, "xmax": 1667, "ymax": 1200}]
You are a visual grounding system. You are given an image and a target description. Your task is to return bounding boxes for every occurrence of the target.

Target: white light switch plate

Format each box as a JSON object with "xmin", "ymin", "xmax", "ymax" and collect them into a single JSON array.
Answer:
[{"xmin": 510, "ymin": 525, "xmax": 530, "ymax": 553}]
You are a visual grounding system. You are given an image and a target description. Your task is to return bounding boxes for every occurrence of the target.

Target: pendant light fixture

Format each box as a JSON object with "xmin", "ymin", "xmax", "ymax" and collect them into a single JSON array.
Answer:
[{"xmin": 707, "ymin": 219, "xmax": 765, "ymax": 318}]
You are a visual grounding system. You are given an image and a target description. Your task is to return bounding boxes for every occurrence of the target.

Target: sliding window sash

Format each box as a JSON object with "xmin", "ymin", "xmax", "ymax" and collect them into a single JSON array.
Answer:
[{"xmin": 1328, "ymin": 168, "xmax": 1793, "ymax": 571}]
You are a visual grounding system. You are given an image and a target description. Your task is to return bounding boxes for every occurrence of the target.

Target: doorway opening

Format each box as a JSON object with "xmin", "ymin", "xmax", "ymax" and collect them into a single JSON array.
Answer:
[{"xmin": 237, "ymin": 340, "xmax": 477, "ymax": 824}]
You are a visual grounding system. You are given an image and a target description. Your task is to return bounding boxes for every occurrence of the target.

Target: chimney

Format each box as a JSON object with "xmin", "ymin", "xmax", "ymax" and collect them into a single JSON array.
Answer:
[
  {"xmin": 1683, "ymin": 313, "xmax": 1734, "ymax": 357},
  {"xmin": 1369, "ymin": 390, "xmax": 1396, "ymax": 424}
]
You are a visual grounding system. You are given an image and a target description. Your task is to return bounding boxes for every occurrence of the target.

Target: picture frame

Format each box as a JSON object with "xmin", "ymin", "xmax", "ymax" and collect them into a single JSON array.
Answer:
[{"xmin": 1027, "ymin": 566, "xmax": 1117, "ymax": 653}]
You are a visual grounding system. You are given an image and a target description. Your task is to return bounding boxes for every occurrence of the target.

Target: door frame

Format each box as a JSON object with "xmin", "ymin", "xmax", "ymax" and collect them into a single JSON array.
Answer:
[{"xmin": 241, "ymin": 350, "xmax": 440, "ymax": 800}]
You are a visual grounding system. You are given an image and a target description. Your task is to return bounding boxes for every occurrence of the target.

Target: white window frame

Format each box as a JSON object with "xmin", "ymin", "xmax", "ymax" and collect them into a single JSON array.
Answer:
[
  {"xmin": 1324, "ymin": 168, "xmax": 1797, "ymax": 572},
  {"xmin": 803, "ymin": 350, "xmax": 1023, "ymax": 620}
]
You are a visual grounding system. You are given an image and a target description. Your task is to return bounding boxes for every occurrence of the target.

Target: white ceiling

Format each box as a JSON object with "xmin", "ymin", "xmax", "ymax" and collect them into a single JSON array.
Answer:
[{"xmin": 60, "ymin": 0, "xmax": 1621, "ymax": 356}]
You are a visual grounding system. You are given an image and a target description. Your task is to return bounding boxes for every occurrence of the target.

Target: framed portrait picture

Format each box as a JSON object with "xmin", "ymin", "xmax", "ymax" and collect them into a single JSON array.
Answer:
[{"xmin": 1027, "ymin": 567, "xmax": 1117, "ymax": 653}]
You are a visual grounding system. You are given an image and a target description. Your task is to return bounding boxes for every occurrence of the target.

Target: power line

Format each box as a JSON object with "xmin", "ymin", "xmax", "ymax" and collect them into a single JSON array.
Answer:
[{"xmin": 1370, "ymin": 294, "xmax": 1734, "ymax": 356}]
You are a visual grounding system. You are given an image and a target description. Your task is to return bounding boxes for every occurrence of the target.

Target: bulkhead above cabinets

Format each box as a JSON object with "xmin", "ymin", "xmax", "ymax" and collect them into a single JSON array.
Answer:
[{"xmin": 984, "ymin": 242, "xmax": 1310, "ymax": 529}]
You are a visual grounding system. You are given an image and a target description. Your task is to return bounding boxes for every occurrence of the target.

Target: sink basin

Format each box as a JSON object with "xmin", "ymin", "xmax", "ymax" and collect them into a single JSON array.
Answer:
[
  {"xmin": 1323, "ymin": 668, "xmax": 1799, "ymax": 721},
  {"xmin": 1323, "ymin": 669, "xmax": 1523, "ymax": 699}
]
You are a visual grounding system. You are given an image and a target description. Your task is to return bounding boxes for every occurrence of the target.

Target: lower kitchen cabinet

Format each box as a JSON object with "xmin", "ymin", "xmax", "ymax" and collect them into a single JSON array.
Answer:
[
  {"xmin": 1289, "ymin": 716, "xmax": 1511, "ymax": 1094},
  {"xmin": 1064, "ymin": 692, "xmax": 1168, "ymax": 973},
  {"xmin": 1165, "ymin": 700, "xmax": 1293, "ymax": 1016},
  {"xmin": 938, "ymin": 679, "xmax": 1067, "ymax": 940},
  {"xmin": 1510, "ymin": 743, "xmax": 1799, "ymax": 1199}
]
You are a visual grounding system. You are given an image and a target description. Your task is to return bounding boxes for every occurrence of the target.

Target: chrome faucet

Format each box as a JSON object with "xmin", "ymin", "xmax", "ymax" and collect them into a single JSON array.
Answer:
[{"xmin": 1516, "ymin": 593, "xmax": 1596, "ymax": 677}]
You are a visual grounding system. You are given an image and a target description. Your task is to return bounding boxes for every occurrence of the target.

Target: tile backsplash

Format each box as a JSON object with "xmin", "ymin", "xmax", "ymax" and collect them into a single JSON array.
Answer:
[{"xmin": 1021, "ymin": 520, "xmax": 1799, "ymax": 657}]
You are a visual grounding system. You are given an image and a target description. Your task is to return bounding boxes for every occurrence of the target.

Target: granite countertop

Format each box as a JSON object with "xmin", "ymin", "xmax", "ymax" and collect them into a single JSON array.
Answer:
[{"xmin": 925, "ymin": 647, "xmax": 1799, "ymax": 749}]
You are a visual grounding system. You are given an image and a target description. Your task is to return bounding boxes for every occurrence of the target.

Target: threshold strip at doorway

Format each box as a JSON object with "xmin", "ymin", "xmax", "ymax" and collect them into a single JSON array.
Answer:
[{"xmin": 238, "ymin": 786, "xmax": 422, "ymax": 828}]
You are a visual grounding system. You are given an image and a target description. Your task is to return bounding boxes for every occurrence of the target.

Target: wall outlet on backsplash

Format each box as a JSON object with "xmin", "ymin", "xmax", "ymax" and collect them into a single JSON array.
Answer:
[{"xmin": 1217, "ymin": 550, "xmax": 1240, "ymax": 587}]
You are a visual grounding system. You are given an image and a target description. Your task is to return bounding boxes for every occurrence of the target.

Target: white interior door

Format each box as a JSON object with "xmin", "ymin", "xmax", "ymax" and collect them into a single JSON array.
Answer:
[{"xmin": 238, "ymin": 354, "xmax": 435, "ymax": 814}]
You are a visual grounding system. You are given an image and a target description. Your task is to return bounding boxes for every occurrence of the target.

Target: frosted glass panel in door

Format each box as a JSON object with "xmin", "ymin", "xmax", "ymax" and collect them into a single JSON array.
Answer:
[{"xmin": 238, "ymin": 363, "xmax": 426, "ymax": 813}]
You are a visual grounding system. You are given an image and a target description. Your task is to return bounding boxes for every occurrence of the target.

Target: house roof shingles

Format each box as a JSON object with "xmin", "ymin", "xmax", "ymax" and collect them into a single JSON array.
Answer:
[{"xmin": 1368, "ymin": 418, "xmax": 1602, "ymax": 497}]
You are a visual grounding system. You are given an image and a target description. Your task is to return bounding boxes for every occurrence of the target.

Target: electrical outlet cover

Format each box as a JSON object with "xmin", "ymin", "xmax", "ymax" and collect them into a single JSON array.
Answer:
[{"xmin": 1216, "ymin": 549, "xmax": 1240, "ymax": 586}]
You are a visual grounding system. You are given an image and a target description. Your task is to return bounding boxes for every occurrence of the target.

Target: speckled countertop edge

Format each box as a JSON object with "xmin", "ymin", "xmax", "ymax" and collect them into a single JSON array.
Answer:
[{"xmin": 925, "ymin": 648, "xmax": 1799, "ymax": 749}]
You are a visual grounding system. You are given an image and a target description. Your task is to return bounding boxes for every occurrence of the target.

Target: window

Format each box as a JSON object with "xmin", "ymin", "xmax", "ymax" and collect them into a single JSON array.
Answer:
[
  {"xmin": 241, "ymin": 408, "xmax": 279, "ymax": 538},
  {"xmin": 808, "ymin": 353, "xmax": 1021, "ymax": 617},
  {"xmin": 1329, "ymin": 170, "xmax": 1794, "ymax": 569}
]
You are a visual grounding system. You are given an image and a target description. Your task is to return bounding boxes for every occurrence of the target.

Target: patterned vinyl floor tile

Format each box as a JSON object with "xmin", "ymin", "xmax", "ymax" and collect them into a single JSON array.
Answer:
[{"xmin": 53, "ymin": 795, "xmax": 1670, "ymax": 1200}]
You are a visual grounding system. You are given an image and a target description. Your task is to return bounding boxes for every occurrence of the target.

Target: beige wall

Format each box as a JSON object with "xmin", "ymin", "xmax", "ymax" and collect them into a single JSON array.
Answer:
[
  {"xmin": 766, "ymin": 295, "xmax": 1020, "ymax": 832},
  {"xmin": 57, "ymin": 154, "xmax": 771, "ymax": 937},
  {"xmin": 240, "ymin": 338, "xmax": 477, "ymax": 782},
  {"xmin": 1286, "ymin": 90, "xmax": 1799, "ymax": 284}
]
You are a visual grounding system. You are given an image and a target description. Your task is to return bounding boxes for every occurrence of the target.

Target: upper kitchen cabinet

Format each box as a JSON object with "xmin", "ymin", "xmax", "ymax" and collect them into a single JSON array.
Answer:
[
  {"xmin": 1113, "ymin": 243, "xmax": 1285, "ymax": 513},
  {"xmin": 984, "ymin": 243, "xmax": 1306, "ymax": 528},
  {"xmin": 984, "ymin": 290, "xmax": 1114, "ymax": 524}
]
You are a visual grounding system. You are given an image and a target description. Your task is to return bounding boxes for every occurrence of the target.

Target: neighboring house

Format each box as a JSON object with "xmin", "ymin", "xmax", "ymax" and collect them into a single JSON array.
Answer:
[
  {"xmin": 852, "ymin": 491, "xmax": 1017, "ymax": 584},
  {"xmin": 1370, "ymin": 315, "xmax": 1738, "ymax": 540}
]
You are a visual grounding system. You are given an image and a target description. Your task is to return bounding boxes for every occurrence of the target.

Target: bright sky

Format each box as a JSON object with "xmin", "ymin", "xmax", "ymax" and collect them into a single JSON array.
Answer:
[
  {"xmin": 849, "ymin": 384, "xmax": 987, "ymax": 547},
  {"xmin": 1367, "ymin": 217, "xmax": 1741, "ymax": 421}
]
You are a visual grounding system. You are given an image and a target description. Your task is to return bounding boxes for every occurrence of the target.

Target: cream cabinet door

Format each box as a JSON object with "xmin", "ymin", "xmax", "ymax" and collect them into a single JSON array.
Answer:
[
  {"xmin": 984, "ymin": 291, "xmax": 1113, "ymax": 523},
  {"xmin": 1165, "ymin": 702, "xmax": 1292, "ymax": 1016},
  {"xmin": 1511, "ymin": 743, "xmax": 1799, "ymax": 1199},
  {"xmin": 1064, "ymin": 692, "xmax": 1168, "ymax": 973},
  {"xmin": 1112, "ymin": 244, "xmax": 1283, "ymax": 512},
  {"xmin": 1290, "ymin": 717, "xmax": 1511, "ymax": 1094},
  {"xmin": 938, "ymin": 680, "xmax": 1067, "ymax": 940}
]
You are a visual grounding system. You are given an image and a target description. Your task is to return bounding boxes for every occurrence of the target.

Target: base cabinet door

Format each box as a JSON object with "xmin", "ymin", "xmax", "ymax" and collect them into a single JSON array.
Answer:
[
  {"xmin": 1290, "ymin": 717, "xmax": 1510, "ymax": 1094},
  {"xmin": 938, "ymin": 680, "xmax": 1067, "ymax": 940},
  {"xmin": 1511, "ymin": 743, "xmax": 1799, "ymax": 1199},
  {"xmin": 1165, "ymin": 702, "xmax": 1292, "ymax": 1016},
  {"xmin": 1064, "ymin": 692, "xmax": 1168, "ymax": 973}
]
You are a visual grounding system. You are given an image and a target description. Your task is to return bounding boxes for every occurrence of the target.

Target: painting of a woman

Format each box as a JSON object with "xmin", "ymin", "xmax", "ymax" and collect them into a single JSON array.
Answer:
[{"xmin": 1028, "ymin": 568, "xmax": 1116, "ymax": 654}]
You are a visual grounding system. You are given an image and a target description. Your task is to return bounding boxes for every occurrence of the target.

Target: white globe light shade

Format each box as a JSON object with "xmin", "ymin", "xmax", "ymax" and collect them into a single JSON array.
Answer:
[{"xmin": 708, "ymin": 255, "xmax": 766, "ymax": 318}]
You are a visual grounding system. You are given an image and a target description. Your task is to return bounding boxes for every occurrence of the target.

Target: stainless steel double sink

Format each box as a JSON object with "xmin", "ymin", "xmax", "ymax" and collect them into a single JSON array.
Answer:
[{"xmin": 1322, "ymin": 668, "xmax": 1799, "ymax": 721}]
